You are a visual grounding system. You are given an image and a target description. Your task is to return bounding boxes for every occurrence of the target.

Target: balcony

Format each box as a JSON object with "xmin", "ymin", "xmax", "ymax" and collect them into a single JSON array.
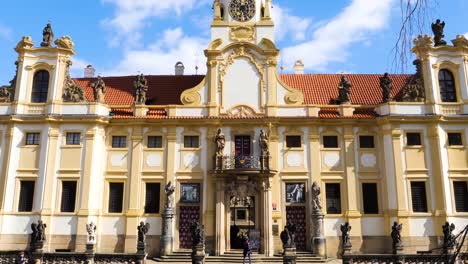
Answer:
[{"xmin": 214, "ymin": 155, "xmax": 271, "ymax": 173}]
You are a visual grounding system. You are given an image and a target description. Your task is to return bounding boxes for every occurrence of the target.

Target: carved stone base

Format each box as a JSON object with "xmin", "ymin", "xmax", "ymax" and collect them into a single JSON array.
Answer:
[
  {"xmin": 392, "ymin": 244, "xmax": 403, "ymax": 255},
  {"xmin": 86, "ymin": 243, "xmax": 95, "ymax": 253},
  {"xmin": 160, "ymin": 207, "xmax": 175, "ymax": 256},
  {"xmin": 313, "ymin": 237, "xmax": 327, "ymax": 258},
  {"xmin": 283, "ymin": 247, "xmax": 296, "ymax": 264},
  {"xmin": 192, "ymin": 245, "xmax": 205, "ymax": 264},
  {"xmin": 311, "ymin": 210, "xmax": 327, "ymax": 258},
  {"xmin": 137, "ymin": 242, "xmax": 146, "ymax": 254}
]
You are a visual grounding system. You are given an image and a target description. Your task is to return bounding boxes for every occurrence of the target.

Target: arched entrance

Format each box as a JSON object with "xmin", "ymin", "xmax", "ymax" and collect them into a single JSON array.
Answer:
[{"xmin": 214, "ymin": 175, "xmax": 274, "ymax": 256}]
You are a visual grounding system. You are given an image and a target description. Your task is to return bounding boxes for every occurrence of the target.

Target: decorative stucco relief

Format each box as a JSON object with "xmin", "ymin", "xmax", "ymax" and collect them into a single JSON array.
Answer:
[
  {"xmin": 324, "ymin": 153, "xmax": 340, "ymax": 168},
  {"xmin": 183, "ymin": 153, "xmax": 199, "ymax": 168},
  {"xmin": 286, "ymin": 153, "xmax": 303, "ymax": 167},
  {"xmin": 146, "ymin": 154, "xmax": 162, "ymax": 167},
  {"xmin": 360, "ymin": 153, "xmax": 377, "ymax": 168}
]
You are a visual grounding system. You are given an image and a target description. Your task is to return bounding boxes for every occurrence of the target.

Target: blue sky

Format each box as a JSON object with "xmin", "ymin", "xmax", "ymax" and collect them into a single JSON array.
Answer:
[{"xmin": 0, "ymin": 0, "xmax": 466, "ymax": 85}]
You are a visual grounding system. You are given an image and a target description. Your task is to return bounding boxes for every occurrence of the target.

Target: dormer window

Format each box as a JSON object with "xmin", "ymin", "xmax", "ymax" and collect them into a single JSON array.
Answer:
[
  {"xmin": 31, "ymin": 70, "xmax": 49, "ymax": 103},
  {"xmin": 439, "ymin": 69, "xmax": 457, "ymax": 103}
]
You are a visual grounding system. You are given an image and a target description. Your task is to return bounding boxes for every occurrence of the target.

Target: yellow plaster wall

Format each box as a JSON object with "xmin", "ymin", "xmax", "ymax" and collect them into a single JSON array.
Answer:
[
  {"xmin": 18, "ymin": 146, "xmax": 40, "ymax": 170},
  {"xmin": 59, "ymin": 147, "xmax": 82, "ymax": 170},
  {"xmin": 447, "ymin": 148, "xmax": 468, "ymax": 169}
]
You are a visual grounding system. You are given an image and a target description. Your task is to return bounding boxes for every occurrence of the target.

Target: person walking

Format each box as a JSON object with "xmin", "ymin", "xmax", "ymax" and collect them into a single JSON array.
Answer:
[
  {"xmin": 242, "ymin": 235, "xmax": 252, "ymax": 264},
  {"xmin": 15, "ymin": 251, "xmax": 28, "ymax": 264}
]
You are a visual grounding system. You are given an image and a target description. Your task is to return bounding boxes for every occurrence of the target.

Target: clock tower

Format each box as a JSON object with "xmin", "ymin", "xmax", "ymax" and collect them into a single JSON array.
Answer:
[
  {"xmin": 211, "ymin": 0, "xmax": 275, "ymax": 48},
  {"xmin": 182, "ymin": 0, "xmax": 303, "ymax": 120}
]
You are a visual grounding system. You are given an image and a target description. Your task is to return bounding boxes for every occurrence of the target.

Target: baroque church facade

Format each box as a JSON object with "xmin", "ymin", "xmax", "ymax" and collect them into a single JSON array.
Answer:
[{"xmin": 0, "ymin": 0, "xmax": 467, "ymax": 258}]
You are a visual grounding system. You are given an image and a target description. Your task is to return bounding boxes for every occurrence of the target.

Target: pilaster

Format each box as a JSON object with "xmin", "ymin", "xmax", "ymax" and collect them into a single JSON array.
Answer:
[
  {"xmin": 427, "ymin": 125, "xmax": 447, "ymax": 236},
  {"xmin": 261, "ymin": 178, "xmax": 274, "ymax": 257},
  {"xmin": 76, "ymin": 127, "xmax": 104, "ymax": 252},
  {"xmin": 124, "ymin": 127, "xmax": 144, "ymax": 253},
  {"xmin": 343, "ymin": 126, "xmax": 361, "ymax": 233},
  {"xmin": 0, "ymin": 126, "xmax": 14, "ymax": 213},
  {"xmin": 215, "ymin": 179, "xmax": 225, "ymax": 256},
  {"xmin": 206, "ymin": 57, "xmax": 220, "ymax": 117},
  {"xmin": 389, "ymin": 128, "xmax": 410, "ymax": 236},
  {"xmin": 40, "ymin": 126, "xmax": 60, "ymax": 251}
]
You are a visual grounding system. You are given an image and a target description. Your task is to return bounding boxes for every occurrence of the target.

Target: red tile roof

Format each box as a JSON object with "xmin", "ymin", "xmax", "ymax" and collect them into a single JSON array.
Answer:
[
  {"xmin": 74, "ymin": 75, "xmax": 204, "ymax": 106},
  {"xmin": 75, "ymin": 74, "xmax": 411, "ymax": 106},
  {"xmin": 280, "ymin": 74, "xmax": 412, "ymax": 105},
  {"xmin": 318, "ymin": 108, "xmax": 376, "ymax": 119}
]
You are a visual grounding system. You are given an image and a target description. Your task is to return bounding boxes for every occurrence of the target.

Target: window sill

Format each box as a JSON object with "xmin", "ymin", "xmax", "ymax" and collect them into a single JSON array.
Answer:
[
  {"xmin": 181, "ymin": 148, "xmax": 201, "ymax": 151},
  {"xmin": 142, "ymin": 213, "xmax": 162, "ymax": 217},
  {"xmin": 447, "ymin": 146, "xmax": 465, "ymax": 149},
  {"xmin": 409, "ymin": 212, "xmax": 432, "ymax": 216},
  {"xmin": 102, "ymin": 213, "xmax": 126, "ymax": 217},
  {"xmin": 61, "ymin": 145, "xmax": 82, "ymax": 149},
  {"xmin": 321, "ymin": 148, "xmax": 341, "ymax": 151},
  {"xmin": 285, "ymin": 147, "xmax": 304, "ymax": 151}
]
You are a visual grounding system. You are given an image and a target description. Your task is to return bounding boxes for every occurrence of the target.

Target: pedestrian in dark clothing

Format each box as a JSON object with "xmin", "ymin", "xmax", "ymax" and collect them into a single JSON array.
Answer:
[
  {"xmin": 243, "ymin": 235, "xmax": 252, "ymax": 264},
  {"xmin": 15, "ymin": 251, "xmax": 28, "ymax": 264}
]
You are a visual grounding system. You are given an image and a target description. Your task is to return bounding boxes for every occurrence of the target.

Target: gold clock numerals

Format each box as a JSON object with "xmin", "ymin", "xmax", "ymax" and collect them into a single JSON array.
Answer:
[{"xmin": 229, "ymin": 0, "xmax": 256, "ymax": 22}]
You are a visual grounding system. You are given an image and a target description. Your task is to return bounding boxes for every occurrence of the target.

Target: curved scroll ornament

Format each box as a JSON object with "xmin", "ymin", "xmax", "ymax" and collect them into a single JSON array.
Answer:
[
  {"xmin": 218, "ymin": 47, "xmax": 266, "ymax": 94},
  {"xmin": 180, "ymin": 77, "xmax": 205, "ymax": 106},
  {"xmin": 55, "ymin": 36, "xmax": 74, "ymax": 50},
  {"xmin": 276, "ymin": 73, "xmax": 304, "ymax": 105},
  {"xmin": 226, "ymin": 105, "xmax": 262, "ymax": 118}
]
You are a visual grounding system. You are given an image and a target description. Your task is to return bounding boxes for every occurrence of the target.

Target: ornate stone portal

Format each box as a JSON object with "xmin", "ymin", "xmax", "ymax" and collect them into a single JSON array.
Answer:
[{"xmin": 215, "ymin": 176, "xmax": 274, "ymax": 257}]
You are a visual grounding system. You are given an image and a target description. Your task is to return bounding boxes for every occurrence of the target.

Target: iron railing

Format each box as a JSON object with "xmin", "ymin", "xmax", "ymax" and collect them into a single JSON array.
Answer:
[{"xmin": 214, "ymin": 155, "xmax": 271, "ymax": 171}]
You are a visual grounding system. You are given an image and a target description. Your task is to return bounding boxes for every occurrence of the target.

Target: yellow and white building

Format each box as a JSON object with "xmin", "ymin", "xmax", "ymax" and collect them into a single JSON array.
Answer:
[{"xmin": 0, "ymin": 0, "xmax": 467, "ymax": 258}]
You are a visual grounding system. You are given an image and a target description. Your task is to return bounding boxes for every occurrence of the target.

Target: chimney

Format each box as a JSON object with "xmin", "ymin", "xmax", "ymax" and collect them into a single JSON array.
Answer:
[
  {"xmin": 175, "ymin": 62, "xmax": 185, "ymax": 76},
  {"xmin": 294, "ymin": 60, "xmax": 304, "ymax": 74},
  {"xmin": 84, "ymin": 65, "xmax": 95, "ymax": 78}
]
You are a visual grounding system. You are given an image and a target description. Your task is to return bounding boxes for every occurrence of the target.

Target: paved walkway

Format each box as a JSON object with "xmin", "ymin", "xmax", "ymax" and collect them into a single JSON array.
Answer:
[{"xmin": 146, "ymin": 258, "xmax": 343, "ymax": 264}]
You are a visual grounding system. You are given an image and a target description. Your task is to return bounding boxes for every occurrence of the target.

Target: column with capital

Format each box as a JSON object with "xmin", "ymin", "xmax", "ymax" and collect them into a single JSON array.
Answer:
[
  {"xmin": 215, "ymin": 179, "xmax": 225, "ymax": 256},
  {"xmin": 261, "ymin": 178, "xmax": 273, "ymax": 256}
]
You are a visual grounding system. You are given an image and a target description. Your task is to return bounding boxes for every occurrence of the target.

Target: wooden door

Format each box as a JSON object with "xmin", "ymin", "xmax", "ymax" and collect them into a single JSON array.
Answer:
[
  {"xmin": 286, "ymin": 206, "xmax": 307, "ymax": 251},
  {"xmin": 179, "ymin": 206, "xmax": 200, "ymax": 249}
]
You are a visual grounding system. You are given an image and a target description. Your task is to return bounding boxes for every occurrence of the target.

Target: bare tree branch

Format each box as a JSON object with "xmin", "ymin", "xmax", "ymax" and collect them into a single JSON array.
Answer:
[{"xmin": 392, "ymin": 0, "xmax": 438, "ymax": 73}]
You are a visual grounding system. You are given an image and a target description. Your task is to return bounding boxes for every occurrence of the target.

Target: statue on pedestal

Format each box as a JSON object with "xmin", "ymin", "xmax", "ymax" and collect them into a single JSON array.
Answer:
[
  {"xmin": 338, "ymin": 75, "xmax": 352, "ymax": 104},
  {"xmin": 63, "ymin": 60, "xmax": 86, "ymax": 103},
  {"xmin": 134, "ymin": 74, "xmax": 148, "ymax": 105},
  {"xmin": 164, "ymin": 182, "xmax": 176, "ymax": 209},
  {"xmin": 137, "ymin": 221, "xmax": 150, "ymax": 252},
  {"xmin": 190, "ymin": 222, "xmax": 205, "ymax": 247},
  {"xmin": 380, "ymin": 73, "xmax": 393, "ymax": 103},
  {"xmin": 41, "ymin": 23, "xmax": 54, "ymax": 47},
  {"xmin": 91, "ymin": 76, "xmax": 106, "ymax": 103},
  {"xmin": 30, "ymin": 220, "xmax": 47, "ymax": 251},
  {"xmin": 432, "ymin": 19, "xmax": 447, "ymax": 46},
  {"xmin": 214, "ymin": 128, "xmax": 225, "ymax": 157},
  {"xmin": 391, "ymin": 222, "xmax": 403, "ymax": 253},
  {"xmin": 259, "ymin": 129, "xmax": 269, "ymax": 155},
  {"xmin": 86, "ymin": 222, "xmax": 97, "ymax": 244},
  {"xmin": 340, "ymin": 222, "xmax": 352, "ymax": 252},
  {"xmin": 442, "ymin": 222, "xmax": 456, "ymax": 253},
  {"xmin": 311, "ymin": 182, "xmax": 322, "ymax": 211}
]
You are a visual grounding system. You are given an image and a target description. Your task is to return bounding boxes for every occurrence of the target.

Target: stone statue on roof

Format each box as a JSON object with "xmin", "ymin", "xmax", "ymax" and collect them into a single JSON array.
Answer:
[
  {"xmin": 432, "ymin": 19, "xmax": 447, "ymax": 47},
  {"xmin": 41, "ymin": 23, "xmax": 54, "ymax": 47},
  {"xmin": 134, "ymin": 74, "xmax": 148, "ymax": 105},
  {"xmin": 338, "ymin": 75, "xmax": 352, "ymax": 104},
  {"xmin": 380, "ymin": 73, "xmax": 393, "ymax": 103},
  {"xmin": 400, "ymin": 59, "xmax": 425, "ymax": 102},
  {"xmin": 91, "ymin": 76, "xmax": 106, "ymax": 103},
  {"xmin": 63, "ymin": 61, "xmax": 86, "ymax": 103}
]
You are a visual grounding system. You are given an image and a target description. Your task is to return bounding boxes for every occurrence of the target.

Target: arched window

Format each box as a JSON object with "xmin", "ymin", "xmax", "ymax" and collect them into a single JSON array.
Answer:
[
  {"xmin": 439, "ymin": 69, "xmax": 457, "ymax": 102},
  {"xmin": 220, "ymin": 6, "xmax": 225, "ymax": 19},
  {"xmin": 31, "ymin": 70, "xmax": 49, "ymax": 103}
]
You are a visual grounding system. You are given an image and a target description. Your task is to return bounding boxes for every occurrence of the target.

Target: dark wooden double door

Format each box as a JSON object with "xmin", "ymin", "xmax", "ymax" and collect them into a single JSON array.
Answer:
[
  {"xmin": 179, "ymin": 206, "xmax": 200, "ymax": 249},
  {"xmin": 286, "ymin": 206, "xmax": 307, "ymax": 251}
]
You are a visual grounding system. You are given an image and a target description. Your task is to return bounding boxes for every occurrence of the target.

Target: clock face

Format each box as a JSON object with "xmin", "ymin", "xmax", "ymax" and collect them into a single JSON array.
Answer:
[{"xmin": 229, "ymin": 0, "xmax": 256, "ymax": 22}]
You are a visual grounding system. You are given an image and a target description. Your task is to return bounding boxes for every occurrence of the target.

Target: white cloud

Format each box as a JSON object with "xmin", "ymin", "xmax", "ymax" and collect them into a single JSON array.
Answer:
[
  {"xmin": 70, "ymin": 57, "xmax": 92, "ymax": 78},
  {"xmin": 281, "ymin": 0, "xmax": 395, "ymax": 71},
  {"xmin": 272, "ymin": 4, "xmax": 312, "ymax": 42},
  {"xmin": 101, "ymin": 0, "xmax": 211, "ymax": 35},
  {"xmin": 103, "ymin": 27, "xmax": 208, "ymax": 76},
  {"xmin": 0, "ymin": 23, "xmax": 12, "ymax": 41},
  {"xmin": 464, "ymin": 33, "xmax": 468, "ymax": 39}
]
